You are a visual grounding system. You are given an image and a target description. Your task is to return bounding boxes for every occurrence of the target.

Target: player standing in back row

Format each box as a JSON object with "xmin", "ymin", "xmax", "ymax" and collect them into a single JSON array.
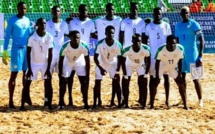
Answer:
[
  {"xmin": 46, "ymin": 6, "xmax": 69, "ymax": 106},
  {"xmin": 120, "ymin": 2, "xmax": 146, "ymax": 105},
  {"xmin": 175, "ymin": 6, "xmax": 204, "ymax": 107},
  {"xmin": 3, "ymin": 2, "xmax": 31, "ymax": 108},
  {"xmin": 144, "ymin": 7, "xmax": 172, "ymax": 108},
  {"xmin": 95, "ymin": 2, "xmax": 122, "ymax": 106}
]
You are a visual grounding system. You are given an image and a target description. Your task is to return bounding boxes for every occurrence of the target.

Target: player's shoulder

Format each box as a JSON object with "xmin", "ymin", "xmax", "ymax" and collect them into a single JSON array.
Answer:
[
  {"xmin": 81, "ymin": 41, "xmax": 89, "ymax": 49},
  {"xmin": 123, "ymin": 46, "xmax": 132, "ymax": 52},
  {"xmin": 97, "ymin": 38, "xmax": 105, "ymax": 45},
  {"xmin": 61, "ymin": 41, "xmax": 69, "ymax": 49},
  {"xmin": 161, "ymin": 20, "xmax": 170, "ymax": 26},
  {"xmin": 121, "ymin": 17, "xmax": 130, "ymax": 22},
  {"xmin": 28, "ymin": 31, "xmax": 36, "ymax": 40},
  {"xmin": 176, "ymin": 44, "xmax": 184, "ymax": 51},
  {"xmin": 113, "ymin": 15, "xmax": 122, "ymax": 21},
  {"xmin": 157, "ymin": 44, "xmax": 166, "ymax": 52},
  {"xmin": 141, "ymin": 44, "xmax": 150, "ymax": 51},
  {"xmin": 114, "ymin": 39, "xmax": 122, "ymax": 48}
]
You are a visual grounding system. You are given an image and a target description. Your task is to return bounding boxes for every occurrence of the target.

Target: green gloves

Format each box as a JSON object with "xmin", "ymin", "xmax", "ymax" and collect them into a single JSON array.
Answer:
[{"xmin": 2, "ymin": 50, "xmax": 10, "ymax": 65}]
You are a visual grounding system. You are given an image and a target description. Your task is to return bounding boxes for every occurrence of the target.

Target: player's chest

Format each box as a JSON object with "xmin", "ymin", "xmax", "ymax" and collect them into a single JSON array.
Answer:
[
  {"xmin": 125, "ymin": 20, "xmax": 143, "ymax": 28},
  {"xmin": 65, "ymin": 47, "xmax": 84, "ymax": 56},
  {"xmin": 14, "ymin": 20, "xmax": 29, "ymax": 30},
  {"xmin": 73, "ymin": 21, "xmax": 91, "ymax": 29},
  {"xmin": 47, "ymin": 24, "xmax": 65, "ymax": 32}
]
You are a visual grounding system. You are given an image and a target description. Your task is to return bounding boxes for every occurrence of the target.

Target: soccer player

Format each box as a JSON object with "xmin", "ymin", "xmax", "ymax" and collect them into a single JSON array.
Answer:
[
  {"xmin": 95, "ymin": 2, "xmax": 122, "ymax": 106},
  {"xmin": 69, "ymin": 4, "xmax": 96, "ymax": 45},
  {"xmin": 175, "ymin": 6, "xmax": 204, "ymax": 107},
  {"xmin": 58, "ymin": 30, "xmax": 90, "ymax": 110},
  {"xmin": 95, "ymin": 3, "xmax": 122, "ymax": 41},
  {"xmin": 122, "ymin": 34, "xmax": 150, "ymax": 108},
  {"xmin": 93, "ymin": 25, "xmax": 122, "ymax": 108},
  {"xmin": 120, "ymin": 2, "xmax": 146, "ymax": 105},
  {"xmin": 3, "ymin": 2, "xmax": 31, "ymax": 108},
  {"xmin": 46, "ymin": 6, "xmax": 69, "ymax": 106},
  {"xmin": 144, "ymin": 7, "xmax": 172, "ymax": 107},
  {"xmin": 20, "ymin": 18, "xmax": 54, "ymax": 110},
  {"xmin": 151, "ymin": 35, "xmax": 188, "ymax": 110}
]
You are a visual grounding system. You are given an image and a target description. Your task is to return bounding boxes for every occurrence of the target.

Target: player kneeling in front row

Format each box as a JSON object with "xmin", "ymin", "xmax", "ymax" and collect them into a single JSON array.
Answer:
[
  {"xmin": 150, "ymin": 35, "xmax": 188, "ymax": 110},
  {"xmin": 122, "ymin": 34, "xmax": 150, "ymax": 108},
  {"xmin": 57, "ymin": 30, "xmax": 90, "ymax": 110},
  {"xmin": 93, "ymin": 25, "xmax": 122, "ymax": 108},
  {"xmin": 20, "ymin": 18, "xmax": 54, "ymax": 110}
]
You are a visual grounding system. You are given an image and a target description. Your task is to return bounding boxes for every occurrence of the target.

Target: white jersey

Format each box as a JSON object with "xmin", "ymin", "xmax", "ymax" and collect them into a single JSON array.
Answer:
[
  {"xmin": 69, "ymin": 17, "xmax": 96, "ymax": 45},
  {"xmin": 60, "ymin": 41, "xmax": 89, "ymax": 67},
  {"xmin": 120, "ymin": 17, "xmax": 145, "ymax": 48},
  {"xmin": 95, "ymin": 39, "xmax": 122, "ymax": 68},
  {"xmin": 95, "ymin": 15, "xmax": 122, "ymax": 40},
  {"xmin": 145, "ymin": 21, "xmax": 172, "ymax": 58},
  {"xmin": 28, "ymin": 31, "xmax": 54, "ymax": 64},
  {"xmin": 46, "ymin": 19, "xmax": 69, "ymax": 59},
  {"xmin": 123, "ymin": 44, "xmax": 150, "ymax": 67},
  {"xmin": 155, "ymin": 44, "xmax": 184, "ymax": 70}
]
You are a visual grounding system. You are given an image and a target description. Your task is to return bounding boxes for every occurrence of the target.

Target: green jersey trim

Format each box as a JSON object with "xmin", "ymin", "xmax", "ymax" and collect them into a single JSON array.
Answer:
[
  {"xmin": 141, "ymin": 44, "xmax": 151, "ymax": 56},
  {"xmin": 81, "ymin": 42, "xmax": 90, "ymax": 55},
  {"xmin": 122, "ymin": 46, "xmax": 131, "ymax": 56},
  {"xmin": 155, "ymin": 45, "xmax": 166, "ymax": 59},
  {"xmin": 59, "ymin": 42, "xmax": 69, "ymax": 56},
  {"xmin": 94, "ymin": 39, "xmax": 105, "ymax": 53}
]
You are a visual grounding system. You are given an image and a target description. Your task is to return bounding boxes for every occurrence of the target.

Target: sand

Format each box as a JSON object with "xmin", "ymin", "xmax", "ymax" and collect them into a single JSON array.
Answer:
[{"xmin": 0, "ymin": 55, "xmax": 215, "ymax": 134}]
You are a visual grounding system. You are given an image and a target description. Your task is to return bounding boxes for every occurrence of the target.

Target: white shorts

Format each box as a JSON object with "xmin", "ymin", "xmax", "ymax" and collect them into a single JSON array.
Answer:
[
  {"xmin": 159, "ymin": 66, "xmax": 178, "ymax": 79},
  {"xmin": 62, "ymin": 63, "xmax": 86, "ymax": 78},
  {"xmin": 50, "ymin": 58, "xmax": 59, "ymax": 73},
  {"xmin": 95, "ymin": 63, "xmax": 117, "ymax": 80},
  {"xmin": 27, "ymin": 63, "xmax": 49, "ymax": 80},
  {"xmin": 126, "ymin": 64, "xmax": 145, "ymax": 76}
]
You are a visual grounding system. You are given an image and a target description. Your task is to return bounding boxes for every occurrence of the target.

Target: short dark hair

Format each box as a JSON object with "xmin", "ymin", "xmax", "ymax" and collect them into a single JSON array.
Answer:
[
  {"xmin": 79, "ymin": 4, "xmax": 87, "ymax": 11},
  {"xmin": 17, "ymin": 1, "xmax": 26, "ymax": 9},
  {"xmin": 36, "ymin": 18, "xmax": 45, "ymax": 25},
  {"xmin": 167, "ymin": 34, "xmax": 177, "ymax": 42},
  {"xmin": 132, "ymin": 33, "xmax": 141, "ymax": 40},
  {"xmin": 52, "ymin": 6, "xmax": 60, "ymax": 11},
  {"xmin": 106, "ymin": 3, "xmax": 114, "ymax": 9},
  {"xmin": 105, "ymin": 25, "xmax": 115, "ymax": 32},
  {"xmin": 130, "ymin": 2, "xmax": 138, "ymax": 8},
  {"xmin": 69, "ymin": 30, "xmax": 80, "ymax": 37},
  {"xmin": 153, "ymin": 7, "xmax": 162, "ymax": 13}
]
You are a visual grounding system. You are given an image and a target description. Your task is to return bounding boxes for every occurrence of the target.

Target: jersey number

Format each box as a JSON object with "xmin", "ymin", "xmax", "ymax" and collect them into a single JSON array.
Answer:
[
  {"xmin": 107, "ymin": 53, "xmax": 110, "ymax": 59},
  {"xmin": 133, "ymin": 28, "xmax": 136, "ymax": 34},
  {"xmin": 81, "ymin": 29, "xmax": 84, "ymax": 34},
  {"xmin": 168, "ymin": 59, "xmax": 174, "ymax": 64},
  {"xmin": 73, "ymin": 56, "xmax": 77, "ymax": 61},
  {"xmin": 157, "ymin": 33, "xmax": 160, "ymax": 39},
  {"xmin": 55, "ymin": 31, "xmax": 58, "ymax": 37}
]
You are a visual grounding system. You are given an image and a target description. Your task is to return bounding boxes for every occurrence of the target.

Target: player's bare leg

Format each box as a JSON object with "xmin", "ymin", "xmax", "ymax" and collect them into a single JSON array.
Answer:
[
  {"xmin": 193, "ymin": 79, "xmax": 203, "ymax": 107},
  {"xmin": 112, "ymin": 76, "xmax": 122, "ymax": 108},
  {"xmin": 163, "ymin": 74, "xmax": 170, "ymax": 107},
  {"xmin": 58, "ymin": 76, "xmax": 67, "ymax": 109},
  {"xmin": 175, "ymin": 78, "xmax": 188, "ymax": 110},
  {"xmin": 45, "ymin": 79, "xmax": 53, "ymax": 109},
  {"xmin": 20, "ymin": 80, "xmax": 32, "ymax": 110},
  {"xmin": 175, "ymin": 73, "xmax": 187, "ymax": 106},
  {"xmin": 137, "ymin": 76, "xmax": 143, "ymax": 105},
  {"xmin": 93, "ymin": 80, "xmax": 102, "ymax": 108},
  {"xmin": 78, "ymin": 76, "xmax": 89, "ymax": 109},
  {"xmin": 149, "ymin": 76, "xmax": 159, "ymax": 109},
  {"xmin": 110, "ymin": 83, "xmax": 116, "ymax": 107},
  {"xmin": 140, "ymin": 76, "xmax": 148, "ymax": 109},
  {"xmin": 8, "ymin": 72, "xmax": 19, "ymax": 108},
  {"xmin": 67, "ymin": 71, "xmax": 75, "ymax": 106},
  {"xmin": 122, "ymin": 77, "xmax": 130, "ymax": 108}
]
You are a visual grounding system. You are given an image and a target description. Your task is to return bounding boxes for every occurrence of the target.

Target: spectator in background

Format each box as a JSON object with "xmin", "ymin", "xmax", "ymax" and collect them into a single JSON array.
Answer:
[
  {"xmin": 196, "ymin": 0, "xmax": 204, "ymax": 12},
  {"xmin": 157, "ymin": 0, "xmax": 170, "ymax": 13},
  {"xmin": 190, "ymin": 0, "xmax": 200, "ymax": 13},
  {"xmin": 205, "ymin": 0, "xmax": 215, "ymax": 12}
]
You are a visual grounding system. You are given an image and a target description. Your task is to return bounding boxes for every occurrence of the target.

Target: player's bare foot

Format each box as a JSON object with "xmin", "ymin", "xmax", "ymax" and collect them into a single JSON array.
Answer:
[
  {"xmin": 110, "ymin": 101, "xmax": 116, "ymax": 107},
  {"xmin": 84, "ymin": 105, "xmax": 90, "ymax": 110},
  {"xmin": 19, "ymin": 106, "xmax": 27, "ymax": 111},
  {"xmin": 56, "ymin": 105, "xmax": 65, "ymax": 110},
  {"xmin": 98, "ymin": 100, "xmax": 102, "ymax": 107},
  {"xmin": 183, "ymin": 106, "xmax": 189, "ymax": 110}
]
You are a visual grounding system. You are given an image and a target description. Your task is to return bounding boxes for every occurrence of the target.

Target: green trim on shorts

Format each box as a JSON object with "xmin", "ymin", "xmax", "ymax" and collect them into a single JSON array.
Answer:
[
  {"xmin": 155, "ymin": 45, "xmax": 166, "ymax": 59},
  {"xmin": 59, "ymin": 42, "xmax": 69, "ymax": 56}
]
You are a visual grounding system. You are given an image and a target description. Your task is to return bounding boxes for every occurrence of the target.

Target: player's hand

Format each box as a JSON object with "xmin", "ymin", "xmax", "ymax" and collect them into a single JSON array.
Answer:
[
  {"xmin": 26, "ymin": 69, "xmax": 33, "ymax": 80},
  {"xmin": 2, "ymin": 50, "xmax": 10, "ymax": 65},
  {"xmin": 99, "ymin": 66, "xmax": 107, "ymax": 75},
  {"xmin": 196, "ymin": 57, "xmax": 203, "ymax": 67},
  {"xmin": 44, "ymin": 70, "xmax": 52, "ymax": 79}
]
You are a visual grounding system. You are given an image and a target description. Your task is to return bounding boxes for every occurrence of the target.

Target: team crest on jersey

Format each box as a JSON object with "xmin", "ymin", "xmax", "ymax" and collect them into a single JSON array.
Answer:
[
  {"xmin": 187, "ymin": 25, "xmax": 191, "ymax": 28},
  {"xmin": 45, "ymin": 40, "xmax": 49, "ymax": 45},
  {"xmin": 111, "ymin": 50, "xmax": 115, "ymax": 53},
  {"xmin": 126, "ymin": 22, "xmax": 130, "ymax": 25},
  {"xmin": 22, "ymin": 24, "xmax": 27, "ymax": 29},
  {"xmin": 140, "ymin": 52, "xmax": 144, "ymax": 56},
  {"xmin": 75, "ymin": 23, "xmax": 78, "ymax": 25},
  {"xmin": 129, "ymin": 54, "xmax": 132, "ymax": 57},
  {"xmin": 103, "ymin": 23, "xmax": 106, "ymax": 26},
  {"xmin": 173, "ymin": 54, "xmax": 177, "ymax": 58}
]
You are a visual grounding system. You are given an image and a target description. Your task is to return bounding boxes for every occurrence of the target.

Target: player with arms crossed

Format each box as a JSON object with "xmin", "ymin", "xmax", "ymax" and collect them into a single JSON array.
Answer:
[
  {"xmin": 20, "ymin": 18, "xmax": 54, "ymax": 110},
  {"xmin": 151, "ymin": 35, "xmax": 188, "ymax": 110},
  {"xmin": 3, "ymin": 1, "xmax": 31, "ymax": 108},
  {"xmin": 175, "ymin": 6, "xmax": 204, "ymax": 107},
  {"xmin": 58, "ymin": 31, "xmax": 90, "ymax": 110},
  {"xmin": 93, "ymin": 26, "xmax": 122, "ymax": 108},
  {"xmin": 122, "ymin": 34, "xmax": 150, "ymax": 108},
  {"xmin": 120, "ymin": 2, "xmax": 146, "ymax": 105},
  {"xmin": 95, "ymin": 2, "xmax": 122, "ymax": 106},
  {"xmin": 46, "ymin": 6, "xmax": 69, "ymax": 106},
  {"xmin": 144, "ymin": 7, "xmax": 172, "ymax": 107}
]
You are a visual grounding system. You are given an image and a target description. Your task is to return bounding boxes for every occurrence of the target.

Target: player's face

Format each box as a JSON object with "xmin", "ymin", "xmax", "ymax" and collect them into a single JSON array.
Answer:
[
  {"xmin": 153, "ymin": 9, "xmax": 162, "ymax": 21},
  {"xmin": 105, "ymin": 29, "xmax": 115, "ymax": 39},
  {"xmin": 132, "ymin": 36, "xmax": 142, "ymax": 47},
  {"xmin": 18, "ymin": 4, "xmax": 27, "ymax": 16},
  {"xmin": 167, "ymin": 39, "xmax": 177, "ymax": 51},
  {"xmin": 180, "ymin": 8, "xmax": 190, "ymax": 21},
  {"xmin": 71, "ymin": 33, "xmax": 80, "ymax": 45},
  {"xmin": 106, "ymin": 6, "xmax": 114, "ymax": 16},
  {"xmin": 79, "ymin": 6, "xmax": 88, "ymax": 18},
  {"xmin": 37, "ymin": 19, "xmax": 46, "ymax": 31},
  {"xmin": 52, "ymin": 7, "xmax": 61, "ymax": 18},
  {"xmin": 130, "ymin": 4, "xmax": 138, "ymax": 16}
]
